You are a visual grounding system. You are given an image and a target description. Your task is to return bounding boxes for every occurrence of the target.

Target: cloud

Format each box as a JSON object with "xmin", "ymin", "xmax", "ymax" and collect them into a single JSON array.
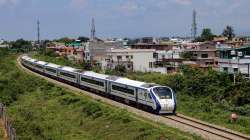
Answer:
[
  {"xmin": 0, "ymin": 0, "xmax": 20, "ymax": 6},
  {"xmin": 118, "ymin": 1, "xmax": 146, "ymax": 16},
  {"xmin": 70, "ymin": 0, "xmax": 88, "ymax": 9},
  {"xmin": 173, "ymin": 0, "xmax": 192, "ymax": 5}
]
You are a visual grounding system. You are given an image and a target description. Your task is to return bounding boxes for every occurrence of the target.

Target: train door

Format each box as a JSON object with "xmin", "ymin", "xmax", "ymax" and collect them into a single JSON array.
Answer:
[
  {"xmin": 146, "ymin": 91, "xmax": 154, "ymax": 107},
  {"xmin": 137, "ymin": 89, "xmax": 147, "ymax": 105},
  {"xmin": 105, "ymin": 81, "xmax": 108, "ymax": 93}
]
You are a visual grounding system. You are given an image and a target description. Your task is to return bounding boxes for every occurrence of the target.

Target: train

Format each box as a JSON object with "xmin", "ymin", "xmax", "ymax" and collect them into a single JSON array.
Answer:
[{"xmin": 21, "ymin": 55, "xmax": 177, "ymax": 114}]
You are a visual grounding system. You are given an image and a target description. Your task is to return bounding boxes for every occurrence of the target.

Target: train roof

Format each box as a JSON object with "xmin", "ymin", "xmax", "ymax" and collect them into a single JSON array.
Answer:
[
  {"xmin": 36, "ymin": 61, "xmax": 47, "ymax": 65},
  {"xmin": 113, "ymin": 77, "xmax": 147, "ymax": 88},
  {"xmin": 59, "ymin": 66, "xmax": 81, "ymax": 73},
  {"xmin": 81, "ymin": 71, "xmax": 109, "ymax": 80},
  {"xmin": 28, "ymin": 58, "xmax": 37, "ymax": 63},
  {"xmin": 21, "ymin": 56, "xmax": 30, "ymax": 60},
  {"xmin": 45, "ymin": 63, "xmax": 61, "ymax": 69}
]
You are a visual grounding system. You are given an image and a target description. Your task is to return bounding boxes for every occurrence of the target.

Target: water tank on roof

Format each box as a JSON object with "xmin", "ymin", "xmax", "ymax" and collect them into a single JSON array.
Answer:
[
  {"xmin": 238, "ymin": 52, "xmax": 243, "ymax": 57},
  {"xmin": 231, "ymin": 50, "xmax": 236, "ymax": 55}
]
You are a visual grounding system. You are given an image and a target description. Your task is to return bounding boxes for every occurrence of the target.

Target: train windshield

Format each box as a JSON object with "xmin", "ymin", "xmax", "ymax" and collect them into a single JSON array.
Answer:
[{"xmin": 153, "ymin": 87, "xmax": 172, "ymax": 99}]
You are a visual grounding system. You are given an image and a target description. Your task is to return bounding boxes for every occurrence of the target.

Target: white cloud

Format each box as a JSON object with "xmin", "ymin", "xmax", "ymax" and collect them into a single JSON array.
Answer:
[
  {"xmin": 70, "ymin": 0, "xmax": 88, "ymax": 9},
  {"xmin": 173, "ymin": 0, "xmax": 192, "ymax": 5},
  {"xmin": 0, "ymin": 0, "xmax": 19, "ymax": 6}
]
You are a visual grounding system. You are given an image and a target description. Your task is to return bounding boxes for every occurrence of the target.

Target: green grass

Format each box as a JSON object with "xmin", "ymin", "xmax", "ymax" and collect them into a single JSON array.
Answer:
[
  {"xmin": 0, "ymin": 125, "xmax": 4, "ymax": 138},
  {"xmin": 32, "ymin": 53, "xmax": 250, "ymax": 136},
  {"xmin": 0, "ymin": 50, "xmax": 202, "ymax": 139}
]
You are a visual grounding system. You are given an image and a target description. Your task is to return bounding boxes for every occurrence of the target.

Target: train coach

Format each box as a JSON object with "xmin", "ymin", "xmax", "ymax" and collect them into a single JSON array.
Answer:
[{"xmin": 21, "ymin": 55, "xmax": 177, "ymax": 114}]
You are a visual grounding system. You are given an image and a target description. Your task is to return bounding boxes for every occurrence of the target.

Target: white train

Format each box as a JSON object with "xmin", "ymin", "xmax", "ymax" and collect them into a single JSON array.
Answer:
[{"xmin": 21, "ymin": 55, "xmax": 177, "ymax": 114}]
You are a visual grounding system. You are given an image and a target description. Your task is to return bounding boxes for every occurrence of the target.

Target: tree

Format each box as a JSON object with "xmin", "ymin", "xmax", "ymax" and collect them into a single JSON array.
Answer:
[
  {"xmin": 180, "ymin": 52, "xmax": 193, "ymax": 60},
  {"xmin": 10, "ymin": 39, "xmax": 32, "ymax": 52},
  {"xmin": 222, "ymin": 25, "xmax": 235, "ymax": 40},
  {"xmin": 77, "ymin": 36, "xmax": 89, "ymax": 42},
  {"xmin": 55, "ymin": 37, "xmax": 74, "ymax": 43},
  {"xmin": 195, "ymin": 28, "xmax": 215, "ymax": 42}
]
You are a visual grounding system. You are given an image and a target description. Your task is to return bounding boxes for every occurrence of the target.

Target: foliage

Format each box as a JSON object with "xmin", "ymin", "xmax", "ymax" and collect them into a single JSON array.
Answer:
[
  {"xmin": 126, "ymin": 66, "xmax": 250, "ymax": 134},
  {"xmin": 180, "ymin": 52, "xmax": 193, "ymax": 60},
  {"xmin": 9, "ymin": 39, "xmax": 33, "ymax": 52},
  {"xmin": 54, "ymin": 37, "xmax": 75, "ymax": 44},
  {"xmin": 195, "ymin": 28, "xmax": 216, "ymax": 42},
  {"xmin": 222, "ymin": 25, "xmax": 235, "ymax": 40},
  {"xmin": 31, "ymin": 51, "xmax": 250, "ymax": 135},
  {"xmin": 77, "ymin": 36, "xmax": 89, "ymax": 42},
  {"xmin": 105, "ymin": 65, "xmax": 127, "ymax": 76},
  {"xmin": 0, "ymin": 49, "xmax": 201, "ymax": 140}
]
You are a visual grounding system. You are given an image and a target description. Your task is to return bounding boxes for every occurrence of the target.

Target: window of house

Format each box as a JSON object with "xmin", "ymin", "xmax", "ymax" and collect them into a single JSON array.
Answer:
[
  {"xmin": 131, "ymin": 55, "xmax": 133, "ymax": 59},
  {"xmin": 149, "ymin": 62, "xmax": 153, "ymax": 68},
  {"xmin": 117, "ymin": 56, "xmax": 122, "ymax": 60},
  {"xmin": 223, "ymin": 67, "xmax": 228, "ymax": 72},
  {"xmin": 201, "ymin": 54, "xmax": 208, "ymax": 58},
  {"xmin": 234, "ymin": 68, "xmax": 238, "ymax": 73},
  {"xmin": 126, "ymin": 55, "xmax": 129, "ymax": 59}
]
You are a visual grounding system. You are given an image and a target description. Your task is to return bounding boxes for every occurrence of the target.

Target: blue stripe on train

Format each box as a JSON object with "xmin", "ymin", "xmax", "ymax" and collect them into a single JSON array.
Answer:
[{"xmin": 150, "ymin": 89, "xmax": 161, "ymax": 113}]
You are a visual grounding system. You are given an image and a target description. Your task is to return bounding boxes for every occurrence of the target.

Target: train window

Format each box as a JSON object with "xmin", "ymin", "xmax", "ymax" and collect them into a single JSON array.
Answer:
[
  {"xmin": 60, "ymin": 72, "xmax": 76, "ymax": 79},
  {"xmin": 153, "ymin": 87, "xmax": 172, "ymax": 99},
  {"xmin": 35, "ymin": 64, "xmax": 44, "ymax": 69},
  {"xmin": 112, "ymin": 85, "xmax": 134, "ymax": 95},
  {"xmin": 46, "ymin": 68, "xmax": 57, "ymax": 73},
  {"xmin": 81, "ymin": 77, "xmax": 104, "ymax": 87}
]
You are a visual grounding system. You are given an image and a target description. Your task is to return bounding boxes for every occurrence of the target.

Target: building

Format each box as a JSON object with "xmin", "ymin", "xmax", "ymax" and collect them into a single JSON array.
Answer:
[
  {"xmin": 131, "ymin": 43, "xmax": 177, "ymax": 51},
  {"xmin": 84, "ymin": 41, "xmax": 123, "ymax": 65},
  {"xmin": 183, "ymin": 42, "xmax": 218, "ymax": 68},
  {"xmin": 102, "ymin": 49, "xmax": 156, "ymax": 72},
  {"xmin": 218, "ymin": 45, "xmax": 250, "ymax": 77},
  {"xmin": 0, "ymin": 39, "xmax": 8, "ymax": 48}
]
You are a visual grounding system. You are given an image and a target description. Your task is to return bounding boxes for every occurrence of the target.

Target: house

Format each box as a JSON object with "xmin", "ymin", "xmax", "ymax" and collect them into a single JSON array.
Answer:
[
  {"xmin": 102, "ymin": 49, "xmax": 157, "ymax": 72},
  {"xmin": 84, "ymin": 40, "xmax": 123, "ymax": 65},
  {"xmin": 183, "ymin": 42, "xmax": 219, "ymax": 68},
  {"xmin": 218, "ymin": 45, "xmax": 250, "ymax": 77}
]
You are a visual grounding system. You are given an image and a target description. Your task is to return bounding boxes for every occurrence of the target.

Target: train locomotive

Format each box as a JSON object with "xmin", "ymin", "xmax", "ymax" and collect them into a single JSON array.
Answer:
[{"xmin": 21, "ymin": 55, "xmax": 177, "ymax": 114}]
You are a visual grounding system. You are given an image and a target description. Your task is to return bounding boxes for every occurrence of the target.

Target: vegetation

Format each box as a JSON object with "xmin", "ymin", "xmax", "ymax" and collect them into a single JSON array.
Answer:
[
  {"xmin": 33, "ymin": 53, "xmax": 250, "ymax": 135},
  {"xmin": 222, "ymin": 25, "xmax": 235, "ymax": 40},
  {"xmin": 180, "ymin": 52, "xmax": 193, "ymax": 60},
  {"xmin": 126, "ymin": 67, "xmax": 250, "ymax": 134},
  {"xmin": 195, "ymin": 28, "xmax": 216, "ymax": 42},
  {"xmin": 9, "ymin": 39, "xmax": 33, "ymax": 52},
  {"xmin": 0, "ymin": 49, "xmax": 201, "ymax": 139}
]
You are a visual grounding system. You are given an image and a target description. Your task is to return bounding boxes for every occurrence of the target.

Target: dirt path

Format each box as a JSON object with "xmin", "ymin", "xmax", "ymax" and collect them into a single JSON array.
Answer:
[{"xmin": 0, "ymin": 119, "xmax": 8, "ymax": 140}]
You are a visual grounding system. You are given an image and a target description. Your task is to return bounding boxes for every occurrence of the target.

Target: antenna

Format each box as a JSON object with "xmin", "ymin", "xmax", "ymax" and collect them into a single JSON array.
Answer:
[
  {"xmin": 91, "ymin": 18, "xmax": 96, "ymax": 41},
  {"xmin": 191, "ymin": 9, "xmax": 197, "ymax": 40},
  {"xmin": 37, "ymin": 20, "xmax": 40, "ymax": 47}
]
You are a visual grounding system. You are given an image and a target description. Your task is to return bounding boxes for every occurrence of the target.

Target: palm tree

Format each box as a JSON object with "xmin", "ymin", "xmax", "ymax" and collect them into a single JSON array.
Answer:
[{"xmin": 222, "ymin": 25, "xmax": 235, "ymax": 40}]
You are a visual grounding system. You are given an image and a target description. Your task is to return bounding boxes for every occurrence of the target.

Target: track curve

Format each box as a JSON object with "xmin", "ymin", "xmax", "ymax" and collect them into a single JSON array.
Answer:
[{"xmin": 17, "ymin": 56, "xmax": 250, "ymax": 140}]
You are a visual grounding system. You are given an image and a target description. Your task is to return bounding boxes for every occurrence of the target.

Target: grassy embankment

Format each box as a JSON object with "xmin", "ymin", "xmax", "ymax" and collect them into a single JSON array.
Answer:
[
  {"xmin": 33, "ymin": 53, "xmax": 250, "ymax": 135},
  {"xmin": 0, "ymin": 50, "xmax": 202, "ymax": 139}
]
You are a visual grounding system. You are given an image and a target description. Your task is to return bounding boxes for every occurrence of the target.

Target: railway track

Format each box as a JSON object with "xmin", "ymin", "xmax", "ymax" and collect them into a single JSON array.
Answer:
[
  {"xmin": 17, "ymin": 56, "xmax": 250, "ymax": 140},
  {"xmin": 164, "ymin": 114, "xmax": 250, "ymax": 140}
]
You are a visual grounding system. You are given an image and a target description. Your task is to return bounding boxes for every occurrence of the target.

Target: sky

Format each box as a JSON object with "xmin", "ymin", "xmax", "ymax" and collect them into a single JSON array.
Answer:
[{"xmin": 0, "ymin": 0, "xmax": 250, "ymax": 40}]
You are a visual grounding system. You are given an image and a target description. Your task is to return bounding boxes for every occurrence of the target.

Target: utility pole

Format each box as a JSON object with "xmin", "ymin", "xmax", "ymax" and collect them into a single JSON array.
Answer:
[{"xmin": 191, "ymin": 9, "xmax": 197, "ymax": 40}]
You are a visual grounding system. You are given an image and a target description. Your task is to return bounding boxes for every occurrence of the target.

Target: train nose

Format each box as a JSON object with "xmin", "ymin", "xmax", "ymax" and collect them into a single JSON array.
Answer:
[{"xmin": 160, "ymin": 101, "xmax": 175, "ymax": 112}]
